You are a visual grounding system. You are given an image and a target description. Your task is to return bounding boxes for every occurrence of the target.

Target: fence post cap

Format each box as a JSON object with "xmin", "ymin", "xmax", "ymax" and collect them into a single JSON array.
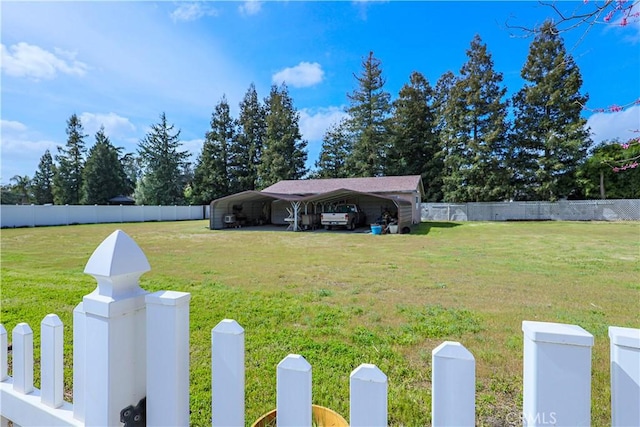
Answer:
[
  {"xmin": 145, "ymin": 290, "xmax": 191, "ymax": 306},
  {"xmin": 432, "ymin": 341, "xmax": 474, "ymax": 360},
  {"xmin": 212, "ymin": 319, "xmax": 244, "ymax": 335},
  {"xmin": 278, "ymin": 354, "xmax": 311, "ymax": 372},
  {"xmin": 41, "ymin": 314, "xmax": 63, "ymax": 327},
  {"xmin": 85, "ymin": 230, "xmax": 150, "ymax": 277},
  {"xmin": 13, "ymin": 322, "xmax": 33, "ymax": 335},
  {"xmin": 522, "ymin": 320, "xmax": 594, "ymax": 347},
  {"xmin": 350, "ymin": 363, "xmax": 387, "ymax": 382},
  {"xmin": 609, "ymin": 326, "xmax": 640, "ymax": 349}
]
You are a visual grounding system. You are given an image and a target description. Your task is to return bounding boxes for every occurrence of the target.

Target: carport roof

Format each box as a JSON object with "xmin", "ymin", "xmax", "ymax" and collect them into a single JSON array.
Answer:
[{"xmin": 262, "ymin": 175, "xmax": 424, "ymax": 196}]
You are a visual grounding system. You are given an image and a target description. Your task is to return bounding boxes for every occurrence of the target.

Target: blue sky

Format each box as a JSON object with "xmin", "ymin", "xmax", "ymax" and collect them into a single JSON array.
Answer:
[{"xmin": 2, "ymin": 1, "xmax": 639, "ymax": 185}]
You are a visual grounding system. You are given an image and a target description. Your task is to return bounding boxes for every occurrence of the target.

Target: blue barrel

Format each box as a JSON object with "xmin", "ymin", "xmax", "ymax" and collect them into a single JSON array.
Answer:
[{"xmin": 371, "ymin": 225, "xmax": 382, "ymax": 235}]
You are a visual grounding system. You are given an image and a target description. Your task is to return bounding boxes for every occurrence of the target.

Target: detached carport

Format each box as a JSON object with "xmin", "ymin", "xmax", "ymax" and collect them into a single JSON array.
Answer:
[{"xmin": 210, "ymin": 188, "xmax": 413, "ymax": 232}]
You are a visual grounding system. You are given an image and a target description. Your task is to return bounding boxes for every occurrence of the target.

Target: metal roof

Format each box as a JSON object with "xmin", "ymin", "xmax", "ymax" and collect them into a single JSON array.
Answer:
[{"xmin": 261, "ymin": 175, "xmax": 424, "ymax": 196}]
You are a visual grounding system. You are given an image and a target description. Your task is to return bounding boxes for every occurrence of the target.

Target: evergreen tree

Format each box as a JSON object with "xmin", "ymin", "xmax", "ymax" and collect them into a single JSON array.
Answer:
[
  {"xmin": 54, "ymin": 114, "xmax": 87, "ymax": 204},
  {"xmin": 32, "ymin": 149, "xmax": 56, "ymax": 204},
  {"xmin": 258, "ymin": 83, "xmax": 308, "ymax": 188},
  {"xmin": 345, "ymin": 51, "xmax": 392, "ymax": 177},
  {"xmin": 433, "ymin": 71, "xmax": 457, "ymax": 135},
  {"xmin": 81, "ymin": 127, "xmax": 130, "ymax": 204},
  {"xmin": 235, "ymin": 83, "xmax": 266, "ymax": 191},
  {"xmin": 137, "ymin": 113, "xmax": 189, "ymax": 205},
  {"xmin": 191, "ymin": 96, "xmax": 236, "ymax": 205},
  {"xmin": 510, "ymin": 20, "xmax": 591, "ymax": 201},
  {"xmin": 388, "ymin": 71, "xmax": 442, "ymax": 201},
  {"xmin": 440, "ymin": 35, "xmax": 510, "ymax": 202},
  {"xmin": 315, "ymin": 119, "xmax": 352, "ymax": 178}
]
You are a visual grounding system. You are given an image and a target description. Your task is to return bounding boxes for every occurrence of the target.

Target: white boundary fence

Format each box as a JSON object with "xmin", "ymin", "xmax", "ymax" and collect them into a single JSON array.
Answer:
[
  {"xmin": 0, "ymin": 205, "xmax": 209, "ymax": 228},
  {"xmin": 1, "ymin": 230, "xmax": 639, "ymax": 426},
  {"xmin": 421, "ymin": 199, "xmax": 640, "ymax": 221}
]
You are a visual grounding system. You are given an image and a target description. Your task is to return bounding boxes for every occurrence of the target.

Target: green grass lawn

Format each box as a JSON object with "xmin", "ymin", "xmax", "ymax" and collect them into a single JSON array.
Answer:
[{"xmin": 1, "ymin": 220, "xmax": 639, "ymax": 426}]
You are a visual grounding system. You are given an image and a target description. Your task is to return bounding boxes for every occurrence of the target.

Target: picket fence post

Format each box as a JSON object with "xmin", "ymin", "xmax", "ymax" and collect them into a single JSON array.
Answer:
[
  {"xmin": 41, "ymin": 314, "xmax": 64, "ymax": 408},
  {"xmin": 431, "ymin": 341, "xmax": 475, "ymax": 426},
  {"xmin": 522, "ymin": 321, "xmax": 594, "ymax": 427},
  {"xmin": 0, "ymin": 325, "xmax": 7, "ymax": 381},
  {"xmin": 609, "ymin": 326, "xmax": 640, "ymax": 427},
  {"xmin": 211, "ymin": 319, "xmax": 245, "ymax": 427},
  {"xmin": 350, "ymin": 363, "xmax": 387, "ymax": 427},
  {"xmin": 12, "ymin": 323, "xmax": 33, "ymax": 395},
  {"xmin": 146, "ymin": 290, "xmax": 192, "ymax": 427},
  {"xmin": 277, "ymin": 354, "xmax": 312, "ymax": 427},
  {"xmin": 79, "ymin": 229, "xmax": 150, "ymax": 426}
]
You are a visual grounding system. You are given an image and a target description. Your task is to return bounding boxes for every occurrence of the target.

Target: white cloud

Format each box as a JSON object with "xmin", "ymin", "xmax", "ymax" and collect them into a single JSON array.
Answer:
[
  {"xmin": 170, "ymin": 3, "xmax": 219, "ymax": 22},
  {"xmin": 0, "ymin": 42, "xmax": 88, "ymax": 80},
  {"xmin": 79, "ymin": 112, "xmax": 136, "ymax": 138},
  {"xmin": 299, "ymin": 106, "xmax": 348, "ymax": 142},
  {"xmin": 586, "ymin": 105, "xmax": 640, "ymax": 144},
  {"xmin": 272, "ymin": 62, "xmax": 325, "ymax": 88},
  {"xmin": 0, "ymin": 120, "xmax": 58, "ymax": 182},
  {"xmin": 1, "ymin": 119, "xmax": 28, "ymax": 133},
  {"xmin": 239, "ymin": 0, "xmax": 262, "ymax": 16}
]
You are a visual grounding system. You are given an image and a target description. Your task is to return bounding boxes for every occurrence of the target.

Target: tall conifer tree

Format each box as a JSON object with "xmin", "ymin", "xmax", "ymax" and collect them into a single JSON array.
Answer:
[
  {"xmin": 235, "ymin": 83, "xmax": 266, "ymax": 192},
  {"xmin": 441, "ymin": 35, "xmax": 510, "ymax": 202},
  {"xmin": 136, "ymin": 113, "xmax": 189, "ymax": 205},
  {"xmin": 82, "ymin": 127, "xmax": 129, "ymax": 204},
  {"xmin": 345, "ymin": 51, "xmax": 391, "ymax": 177},
  {"xmin": 54, "ymin": 114, "xmax": 87, "ymax": 204},
  {"xmin": 510, "ymin": 20, "xmax": 591, "ymax": 201},
  {"xmin": 389, "ymin": 71, "xmax": 442, "ymax": 201},
  {"xmin": 191, "ymin": 96, "xmax": 236, "ymax": 204},
  {"xmin": 315, "ymin": 119, "xmax": 352, "ymax": 178},
  {"xmin": 32, "ymin": 149, "xmax": 56, "ymax": 204},
  {"xmin": 258, "ymin": 84, "xmax": 307, "ymax": 188}
]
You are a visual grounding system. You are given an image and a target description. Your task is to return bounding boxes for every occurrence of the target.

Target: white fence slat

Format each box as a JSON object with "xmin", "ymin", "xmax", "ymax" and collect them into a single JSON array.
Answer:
[
  {"xmin": 72, "ymin": 302, "xmax": 86, "ymax": 422},
  {"xmin": 12, "ymin": 323, "xmax": 34, "ymax": 394},
  {"xmin": 41, "ymin": 314, "xmax": 64, "ymax": 408},
  {"xmin": 609, "ymin": 326, "xmax": 640, "ymax": 427},
  {"xmin": 211, "ymin": 319, "xmax": 245, "ymax": 427},
  {"xmin": 277, "ymin": 354, "xmax": 312, "ymax": 427},
  {"xmin": 146, "ymin": 291, "xmax": 192, "ymax": 427},
  {"xmin": 349, "ymin": 363, "xmax": 387, "ymax": 427},
  {"xmin": 523, "ymin": 321, "xmax": 594, "ymax": 427},
  {"xmin": 0, "ymin": 325, "xmax": 7, "ymax": 381},
  {"xmin": 431, "ymin": 341, "xmax": 475, "ymax": 427}
]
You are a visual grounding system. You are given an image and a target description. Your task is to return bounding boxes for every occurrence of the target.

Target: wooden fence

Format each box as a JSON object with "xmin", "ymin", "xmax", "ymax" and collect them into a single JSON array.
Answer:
[{"xmin": 1, "ymin": 230, "xmax": 639, "ymax": 426}]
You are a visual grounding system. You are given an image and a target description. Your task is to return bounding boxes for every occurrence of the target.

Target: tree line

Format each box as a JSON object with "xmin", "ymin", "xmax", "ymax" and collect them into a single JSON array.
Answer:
[{"xmin": 3, "ymin": 20, "xmax": 638, "ymax": 206}]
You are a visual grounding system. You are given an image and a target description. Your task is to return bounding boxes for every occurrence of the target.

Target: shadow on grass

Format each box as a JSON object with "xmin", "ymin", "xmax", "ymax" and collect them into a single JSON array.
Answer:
[{"xmin": 413, "ymin": 221, "xmax": 462, "ymax": 235}]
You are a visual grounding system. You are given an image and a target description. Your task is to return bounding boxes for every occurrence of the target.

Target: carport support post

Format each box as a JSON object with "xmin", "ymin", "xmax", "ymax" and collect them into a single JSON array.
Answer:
[{"xmin": 292, "ymin": 201, "xmax": 301, "ymax": 231}]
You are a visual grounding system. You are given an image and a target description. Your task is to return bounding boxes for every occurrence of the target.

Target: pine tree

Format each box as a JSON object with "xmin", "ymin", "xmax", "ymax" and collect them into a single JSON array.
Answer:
[
  {"xmin": 54, "ymin": 114, "xmax": 87, "ymax": 204},
  {"xmin": 81, "ymin": 127, "xmax": 129, "ymax": 204},
  {"xmin": 32, "ymin": 149, "xmax": 56, "ymax": 204},
  {"xmin": 315, "ymin": 119, "xmax": 352, "ymax": 178},
  {"xmin": 388, "ymin": 71, "xmax": 442, "ymax": 201},
  {"xmin": 345, "ymin": 51, "xmax": 391, "ymax": 177},
  {"xmin": 235, "ymin": 83, "xmax": 266, "ymax": 192},
  {"xmin": 191, "ymin": 96, "xmax": 236, "ymax": 205},
  {"xmin": 441, "ymin": 35, "xmax": 510, "ymax": 202},
  {"xmin": 258, "ymin": 84, "xmax": 308, "ymax": 188},
  {"xmin": 510, "ymin": 20, "xmax": 591, "ymax": 201},
  {"xmin": 137, "ymin": 113, "xmax": 190, "ymax": 205}
]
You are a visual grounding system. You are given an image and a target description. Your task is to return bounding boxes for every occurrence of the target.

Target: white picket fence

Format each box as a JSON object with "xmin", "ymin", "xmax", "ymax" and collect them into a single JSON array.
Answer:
[{"xmin": 1, "ymin": 230, "xmax": 639, "ymax": 427}]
